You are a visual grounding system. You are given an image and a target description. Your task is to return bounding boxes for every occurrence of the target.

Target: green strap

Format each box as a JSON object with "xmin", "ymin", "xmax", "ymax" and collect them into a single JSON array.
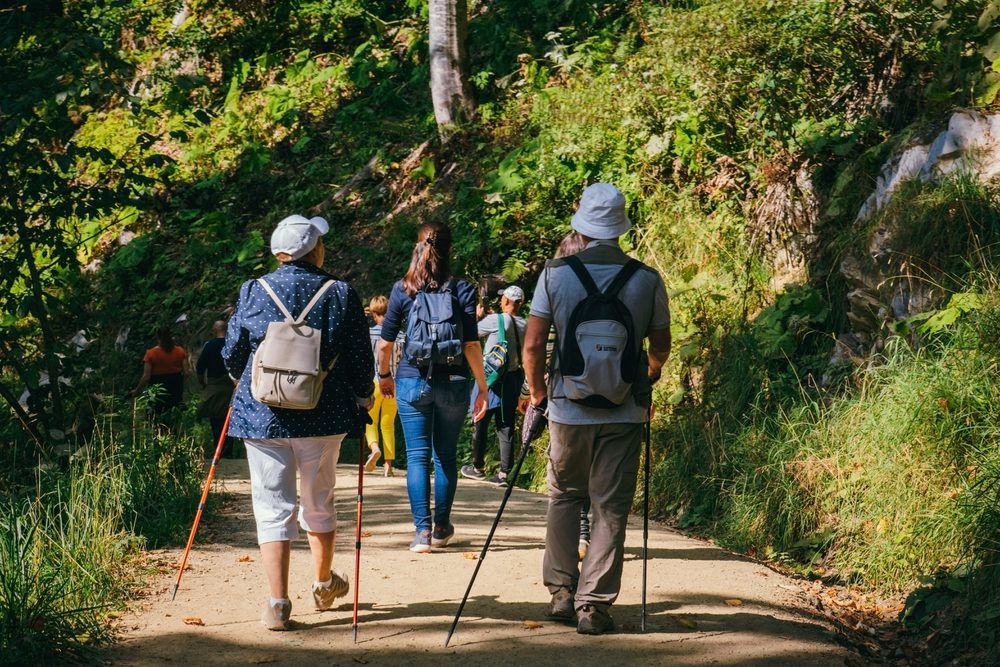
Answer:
[{"xmin": 496, "ymin": 313, "xmax": 506, "ymax": 346}]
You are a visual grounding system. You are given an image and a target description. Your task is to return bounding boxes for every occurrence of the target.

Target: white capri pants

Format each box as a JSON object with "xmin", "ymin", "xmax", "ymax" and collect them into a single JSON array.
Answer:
[{"xmin": 244, "ymin": 435, "xmax": 345, "ymax": 544}]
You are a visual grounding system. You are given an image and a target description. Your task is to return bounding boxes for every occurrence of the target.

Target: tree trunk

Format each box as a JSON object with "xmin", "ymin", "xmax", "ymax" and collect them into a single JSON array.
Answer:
[
  {"xmin": 13, "ymin": 215, "xmax": 65, "ymax": 431},
  {"xmin": 428, "ymin": 0, "xmax": 475, "ymax": 138}
]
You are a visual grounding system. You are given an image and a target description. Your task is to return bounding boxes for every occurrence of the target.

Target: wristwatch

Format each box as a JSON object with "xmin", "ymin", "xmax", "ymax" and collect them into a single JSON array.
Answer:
[{"xmin": 378, "ymin": 371, "xmax": 392, "ymax": 379}]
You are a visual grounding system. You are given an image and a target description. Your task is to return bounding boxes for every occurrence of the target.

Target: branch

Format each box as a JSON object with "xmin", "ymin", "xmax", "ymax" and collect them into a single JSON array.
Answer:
[
  {"xmin": 0, "ymin": 377, "xmax": 48, "ymax": 457},
  {"xmin": 306, "ymin": 154, "xmax": 382, "ymax": 217}
]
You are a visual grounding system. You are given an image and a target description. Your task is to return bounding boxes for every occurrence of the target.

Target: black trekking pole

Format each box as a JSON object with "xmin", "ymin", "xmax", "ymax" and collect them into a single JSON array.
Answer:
[
  {"xmin": 352, "ymin": 407, "xmax": 373, "ymax": 644},
  {"xmin": 642, "ymin": 419, "xmax": 650, "ymax": 632},
  {"xmin": 444, "ymin": 434, "xmax": 533, "ymax": 648},
  {"xmin": 445, "ymin": 400, "xmax": 547, "ymax": 647}
]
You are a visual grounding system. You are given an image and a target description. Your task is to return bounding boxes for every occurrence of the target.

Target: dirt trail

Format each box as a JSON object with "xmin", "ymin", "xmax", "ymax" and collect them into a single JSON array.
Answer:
[{"xmin": 106, "ymin": 459, "xmax": 855, "ymax": 666}]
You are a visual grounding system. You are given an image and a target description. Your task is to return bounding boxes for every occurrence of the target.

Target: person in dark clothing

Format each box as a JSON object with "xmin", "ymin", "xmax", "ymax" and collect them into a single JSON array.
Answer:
[{"xmin": 197, "ymin": 319, "xmax": 237, "ymax": 458}]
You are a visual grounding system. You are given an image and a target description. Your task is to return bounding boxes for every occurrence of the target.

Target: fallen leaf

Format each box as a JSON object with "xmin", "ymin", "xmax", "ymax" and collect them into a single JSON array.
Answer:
[
  {"xmin": 840, "ymin": 612, "xmax": 860, "ymax": 627},
  {"xmin": 361, "ymin": 531, "xmax": 373, "ymax": 538},
  {"xmin": 724, "ymin": 599, "xmax": 743, "ymax": 607},
  {"xmin": 522, "ymin": 620, "xmax": 543, "ymax": 630},
  {"xmin": 183, "ymin": 616, "xmax": 205, "ymax": 626},
  {"xmin": 667, "ymin": 614, "xmax": 698, "ymax": 630},
  {"xmin": 462, "ymin": 552, "xmax": 478, "ymax": 560},
  {"xmin": 105, "ymin": 611, "xmax": 122, "ymax": 620},
  {"xmin": 238, "ymin": 555, "xmax": 254, "ymax": 563}
]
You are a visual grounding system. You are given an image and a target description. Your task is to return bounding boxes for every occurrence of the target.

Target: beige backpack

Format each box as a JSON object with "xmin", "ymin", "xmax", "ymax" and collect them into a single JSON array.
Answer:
[{"xmin": 251, "ymin": 278, "xmax": 336, "ymax": 410}]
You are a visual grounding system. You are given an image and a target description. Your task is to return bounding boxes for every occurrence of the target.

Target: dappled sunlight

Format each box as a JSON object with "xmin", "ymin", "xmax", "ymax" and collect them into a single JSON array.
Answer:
[{"xmin": 109, "ymin": 459, "xmax": 851, "ymax": 666}]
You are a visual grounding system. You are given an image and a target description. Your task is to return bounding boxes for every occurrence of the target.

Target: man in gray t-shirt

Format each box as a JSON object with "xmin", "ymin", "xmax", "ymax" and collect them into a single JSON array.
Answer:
[{"xmin": 523, "ymin": 183, "xmax": 671, "ymax": 635}]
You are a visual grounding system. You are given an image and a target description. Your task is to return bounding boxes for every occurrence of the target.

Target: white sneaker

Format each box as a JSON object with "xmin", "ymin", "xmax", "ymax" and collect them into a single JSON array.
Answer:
[
  {"xmin": 261, "ymin": 599, "xmax": 292, "ymax": 631},
  {"xmin": 364, "ymin": 447, "xmax": 380, "ymax": 473}
]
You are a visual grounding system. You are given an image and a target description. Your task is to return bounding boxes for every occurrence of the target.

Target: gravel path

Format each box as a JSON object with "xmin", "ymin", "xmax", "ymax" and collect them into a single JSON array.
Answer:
[{"xmin": 105, "ymin": 459, "xmax": 855, "ymax": 666}]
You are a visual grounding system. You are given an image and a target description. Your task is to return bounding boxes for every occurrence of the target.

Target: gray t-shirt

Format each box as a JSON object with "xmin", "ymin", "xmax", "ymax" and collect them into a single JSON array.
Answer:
[
  {"xmin": 478, "ymin": 312, "xmax": 527, "ymax": 370},
  {"xmin": 529, "ymin": 240, "xmax": 670, "ymax": 425}
]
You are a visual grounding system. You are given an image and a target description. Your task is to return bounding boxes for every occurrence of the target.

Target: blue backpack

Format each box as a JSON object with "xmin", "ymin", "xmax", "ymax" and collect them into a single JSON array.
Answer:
[{"xmin": 403, "ymin": 282, "xmax": 465, "ymax": 369}]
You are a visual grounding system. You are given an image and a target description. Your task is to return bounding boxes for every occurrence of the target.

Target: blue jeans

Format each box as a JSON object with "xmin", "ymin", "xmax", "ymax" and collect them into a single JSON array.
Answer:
[{"xmin": 396, "ymin": 375, "xmax": 471, "ymax": 533}]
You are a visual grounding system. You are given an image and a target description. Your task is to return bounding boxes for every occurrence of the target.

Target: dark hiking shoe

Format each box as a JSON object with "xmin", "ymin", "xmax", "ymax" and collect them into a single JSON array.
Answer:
[
  {"xmin": 460, "ymin": 465, "xmax": 486, "ymax": 481},
  {"xmin": 577, "ymin": 604, "xmax": 614, "ymax": 635},
  {"xmin": 547, "ymin": 588, "xmax": 575, "ymax": 623},
  {"xmin": 409, "ymin": 530, "xmax": 432, "ymax": 553},
  {"xmin": 488, "ymin": 472, "xmax": 509, "ymax": 487},
  {"xmin": 431, "ymin": 523, "xmax": 455, "ymax": 547},
  {"xmin": 261, "ymin": 599, "xmax": 292, "ymax": 631}
]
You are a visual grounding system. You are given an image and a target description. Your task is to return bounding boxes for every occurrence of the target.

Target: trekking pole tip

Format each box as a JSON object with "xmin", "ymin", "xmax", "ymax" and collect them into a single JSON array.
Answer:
[
  {"xmin": 352, "ymin": 624, "xmax": 358, "ymax": 644},
  {"xmin": 170, "ymin": 583, "xmax": 178, "ymax": 601}
]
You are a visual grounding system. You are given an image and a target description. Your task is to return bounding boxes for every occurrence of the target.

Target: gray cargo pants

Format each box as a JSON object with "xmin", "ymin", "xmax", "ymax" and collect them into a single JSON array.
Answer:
[{"xmin": 543, "ymin": 420, "xmax": 643, "ymax": 611}]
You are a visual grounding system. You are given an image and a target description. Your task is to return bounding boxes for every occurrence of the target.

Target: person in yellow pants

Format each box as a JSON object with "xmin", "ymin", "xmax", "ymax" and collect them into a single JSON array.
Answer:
[{"xmin": 366, "ymin": 296, "xmax": 399, "ymax": 476}]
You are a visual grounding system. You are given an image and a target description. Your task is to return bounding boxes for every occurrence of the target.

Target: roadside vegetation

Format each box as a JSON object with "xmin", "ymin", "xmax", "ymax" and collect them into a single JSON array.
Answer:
[{"xmin": 5, "ymin": 0, "xmax": 1000, "ymax": 663}]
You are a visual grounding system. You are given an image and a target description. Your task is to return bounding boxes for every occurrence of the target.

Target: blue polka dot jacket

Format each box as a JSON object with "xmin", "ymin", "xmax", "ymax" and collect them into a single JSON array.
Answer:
[{"xmin": 222, "ymin": 261, "xmax": 374, "ymax": 439}]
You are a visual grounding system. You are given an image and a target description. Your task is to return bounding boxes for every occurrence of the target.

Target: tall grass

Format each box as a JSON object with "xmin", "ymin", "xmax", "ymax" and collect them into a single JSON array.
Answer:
[
  {"xmin": 655, "ymin": 297, "xmax": 1000, "ymax": 599},
  {"xmin": 0, "ymin": 403, "xmax": 205, "ymax": 665}
]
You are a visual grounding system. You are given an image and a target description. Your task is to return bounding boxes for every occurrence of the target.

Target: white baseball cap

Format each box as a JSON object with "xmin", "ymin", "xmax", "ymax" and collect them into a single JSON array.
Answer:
[
  {"xmin": 498, "ymin": 285, "xmax": 525, "ymax": 302},
  {"xmin": 570, "ymin": 183, "xmax": 631, "ymax": 240},
  {"xmin": 270, "ymin": 214, "xmax": 329, "ymax": 260}
]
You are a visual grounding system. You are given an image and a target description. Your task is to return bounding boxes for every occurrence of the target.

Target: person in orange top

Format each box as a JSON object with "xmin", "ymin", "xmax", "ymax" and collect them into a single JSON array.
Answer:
[{"xmin": 130, "ymin": 325, "xmax": 189, "ymax": 417}]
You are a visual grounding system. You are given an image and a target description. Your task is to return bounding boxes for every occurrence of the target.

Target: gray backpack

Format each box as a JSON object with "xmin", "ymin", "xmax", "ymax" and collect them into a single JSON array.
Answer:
[
  {"xmin": 251, "ymin": 278, "xmax": 336, "ymax": 410},
  {"xmin": 557, "ymin": 256, "xmax": 642, "ymax": 409}
]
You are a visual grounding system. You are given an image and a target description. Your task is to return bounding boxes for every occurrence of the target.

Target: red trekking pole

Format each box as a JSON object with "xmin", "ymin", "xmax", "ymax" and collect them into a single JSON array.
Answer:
[
  {"xmin": 171, "ymin": 401, "xmax": 234, "ymax": 601},
  {"xmin": 352, "ymin": 407, "xmax": 373, "ymax": 643}
]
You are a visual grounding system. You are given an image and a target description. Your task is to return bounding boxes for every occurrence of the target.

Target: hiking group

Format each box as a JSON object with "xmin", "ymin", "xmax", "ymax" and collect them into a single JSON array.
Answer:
[{"xmin": 176, "ymin": 182, "xmax": 671, "ymax": 637}]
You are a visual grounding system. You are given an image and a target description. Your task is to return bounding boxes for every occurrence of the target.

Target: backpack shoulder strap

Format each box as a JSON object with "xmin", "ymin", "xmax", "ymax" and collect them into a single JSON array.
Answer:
[
  {"xmin": 294, "ymin": 280, "xmax": 336, "ymax": 325},
  {"xmin": 564, "ymin": 255, "xmax": 600, "ymax": 296},
  {"xmin": 496, "ymin": 313, "xmax": 506, "ymax": 345},
  {"xmin": 605, "ymin": 259, "xmax": 643, "ymax": 297},
  {"xmin": 257, "ymin": 278, "xmax": 294, "ymax": 322}
]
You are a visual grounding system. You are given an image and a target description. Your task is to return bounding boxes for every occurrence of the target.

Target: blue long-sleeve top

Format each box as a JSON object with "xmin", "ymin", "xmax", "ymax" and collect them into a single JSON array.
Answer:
[
  {"xmin": 380, "ymin": 278, "xmax": 479, "ymax": 379},
  {"xmin": 223, "ymin": 261, "xmax": 373, "ymax": 439}
]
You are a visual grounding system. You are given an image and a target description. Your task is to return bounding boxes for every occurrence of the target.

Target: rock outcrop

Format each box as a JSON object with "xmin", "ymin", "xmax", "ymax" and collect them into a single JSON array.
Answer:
[{"xmin": 838, "ymin": 110, "xmax": 1000, "ymax": 358}]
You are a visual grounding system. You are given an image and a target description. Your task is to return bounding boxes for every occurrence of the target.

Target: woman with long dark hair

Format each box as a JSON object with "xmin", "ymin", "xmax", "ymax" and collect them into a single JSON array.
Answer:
[{"xmin": 377, "ymin": 221, "xmax": 488, "ymax": 553}]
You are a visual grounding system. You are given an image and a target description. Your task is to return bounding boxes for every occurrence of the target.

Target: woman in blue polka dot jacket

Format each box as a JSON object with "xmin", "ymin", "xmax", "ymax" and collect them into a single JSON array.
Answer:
[{"xmin": 223, "ymin": 214, "xmax": 374, "ymax": 631}]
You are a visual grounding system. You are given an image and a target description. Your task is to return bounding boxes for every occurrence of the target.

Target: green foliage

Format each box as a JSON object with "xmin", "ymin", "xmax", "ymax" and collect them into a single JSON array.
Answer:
[
  {"xmin": 902, "ymin": 291, "xmax": 985, "ymax": 336},
  {"xmin": 9, "ymin": 0, "xmax": 1000, "ymax": 660},
  {"xmin": 0, "ymin": 505, "xmax": 109, "ymax": 666},
  {"xmin": 870, "ymin": 175, "xmax": 1000, "ymax": 282},
  {"xmin": 751, "ymin": 285, "xmax": 829, "ymax": 359},
  {"xmin": 0, "ymin": 390, "xmax": 206, "ymax": 660}
]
